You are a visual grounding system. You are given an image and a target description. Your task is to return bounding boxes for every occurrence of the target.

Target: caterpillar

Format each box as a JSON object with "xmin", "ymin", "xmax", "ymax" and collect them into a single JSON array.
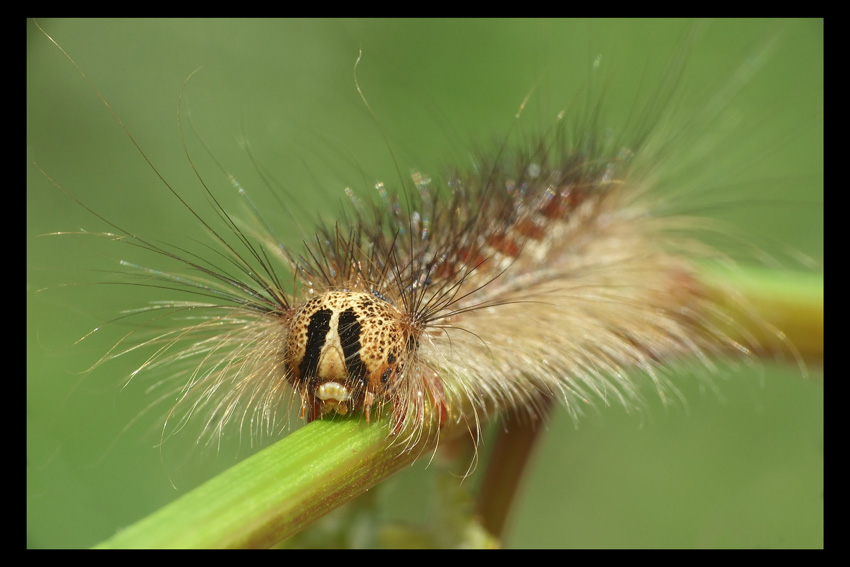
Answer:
[{"xmin": 27, "ymin": 19, "xmax": 822, "ymax": 548}]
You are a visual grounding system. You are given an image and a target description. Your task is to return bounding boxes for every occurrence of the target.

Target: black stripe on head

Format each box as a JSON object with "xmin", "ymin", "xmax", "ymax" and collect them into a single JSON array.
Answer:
[
  {"xmin": 338, "ymin": 309, "xmax": 367, "ymax": 382},
  {"xmin": 299, "ymin": 308, "xmax": 332, "ymax": 381}
]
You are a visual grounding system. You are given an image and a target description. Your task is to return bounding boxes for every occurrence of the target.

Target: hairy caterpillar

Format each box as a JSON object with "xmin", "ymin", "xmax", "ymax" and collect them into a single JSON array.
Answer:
[{"xmin": 27, "ymin": 19, "xmax": 822, "ymax": 548}]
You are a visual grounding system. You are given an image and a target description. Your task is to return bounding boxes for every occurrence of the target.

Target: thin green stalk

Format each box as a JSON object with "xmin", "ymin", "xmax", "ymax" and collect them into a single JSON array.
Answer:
[{"xmin": 476, "ymin": 398, "xmax": 554, "ymax": 540}]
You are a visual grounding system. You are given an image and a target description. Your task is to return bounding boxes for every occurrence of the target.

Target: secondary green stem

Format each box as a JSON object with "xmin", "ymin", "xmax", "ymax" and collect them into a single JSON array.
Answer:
[{"xmin": 699, "ymin": 265, "xmax": 824, "ymax": 366}]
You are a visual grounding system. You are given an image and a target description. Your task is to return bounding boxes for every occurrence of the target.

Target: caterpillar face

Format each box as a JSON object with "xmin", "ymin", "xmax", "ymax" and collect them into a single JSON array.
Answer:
[{"xmin": 285, "ymin": 291, "xmax": 411, "ymax": 421}]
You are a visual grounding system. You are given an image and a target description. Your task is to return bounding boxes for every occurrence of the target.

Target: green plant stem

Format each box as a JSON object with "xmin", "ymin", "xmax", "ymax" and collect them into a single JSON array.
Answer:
[{"xmin": 94, "ymin": 417, "xmax": 428, "ymax": 548}]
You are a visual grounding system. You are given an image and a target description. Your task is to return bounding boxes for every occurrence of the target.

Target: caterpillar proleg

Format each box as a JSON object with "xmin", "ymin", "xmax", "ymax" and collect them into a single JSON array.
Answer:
[{"xmin": 27, "ymin": 19, "xmax": 822, "ymax": 548}]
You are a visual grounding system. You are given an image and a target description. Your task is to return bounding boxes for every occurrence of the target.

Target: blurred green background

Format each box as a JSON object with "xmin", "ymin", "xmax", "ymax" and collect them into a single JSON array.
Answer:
[{"xmin": 27, "ymin": 19, "xmax": 822, "ymax": 548}]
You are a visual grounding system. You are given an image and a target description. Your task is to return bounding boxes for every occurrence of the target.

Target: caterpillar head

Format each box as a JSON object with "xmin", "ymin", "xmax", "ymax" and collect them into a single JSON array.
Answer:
[{"xmin": 285, "ymin": 291, "xmax": 411, "ymax": 422}]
